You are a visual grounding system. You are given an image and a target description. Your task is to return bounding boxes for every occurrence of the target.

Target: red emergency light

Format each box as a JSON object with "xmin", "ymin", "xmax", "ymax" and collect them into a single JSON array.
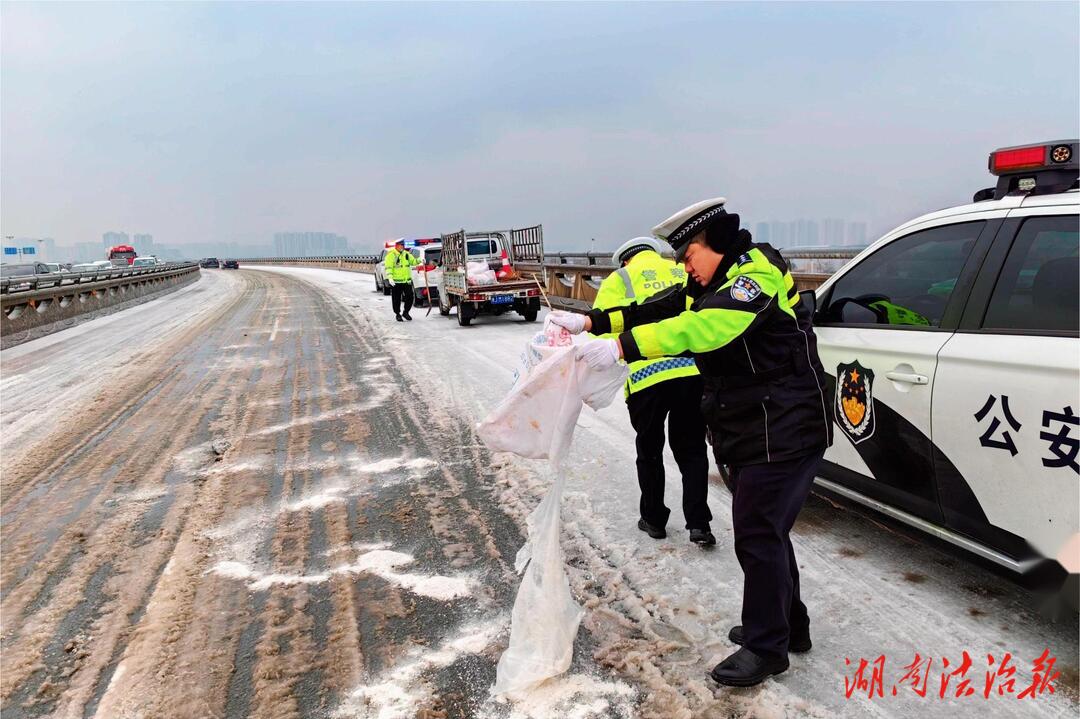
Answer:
[{"xmin": 991, "ymin": 145, "xmax": 1046, "ymax": 173}]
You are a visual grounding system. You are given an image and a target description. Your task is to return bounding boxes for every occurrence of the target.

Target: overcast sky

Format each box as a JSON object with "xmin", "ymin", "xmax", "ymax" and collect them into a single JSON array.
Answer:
[{"xmin": 2, "ymin": 1, "xmax": 1077, "ymax": 252}]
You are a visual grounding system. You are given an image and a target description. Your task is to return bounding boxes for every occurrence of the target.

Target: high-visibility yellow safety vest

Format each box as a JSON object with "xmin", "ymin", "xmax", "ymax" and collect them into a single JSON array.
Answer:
[
  {"xmin": 384, "ymin": 248, "xmax": 420, "ymax": 282},
  {"xmin": 591, "ymin": 250, "xmax": 699, "ymax": 397}
]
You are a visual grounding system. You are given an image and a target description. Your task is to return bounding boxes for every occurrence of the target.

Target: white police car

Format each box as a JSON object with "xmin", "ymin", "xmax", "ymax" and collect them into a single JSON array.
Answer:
[{"xmin": 810, "ymin": 140, "xmax": 1078, "ymax": 584}]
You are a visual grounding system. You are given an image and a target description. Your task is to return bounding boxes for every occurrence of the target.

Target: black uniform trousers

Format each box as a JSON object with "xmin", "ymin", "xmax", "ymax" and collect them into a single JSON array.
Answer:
[
  {"xmin": 626, "ymin": 375, "xmax": 712, "ymax": 530},
  {"xmin": 726, "ymin": 448, "xmax": 824, "ymax": 659},
  {"xmin": 390, "ymin": 281, "xmax": 414, "ymax": 317}
]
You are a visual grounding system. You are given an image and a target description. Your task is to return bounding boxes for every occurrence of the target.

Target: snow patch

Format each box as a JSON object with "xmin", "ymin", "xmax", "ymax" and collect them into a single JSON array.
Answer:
[
  {"xmin": 352, "ymin": 456, "xmax": 438, "ymax": 474},
  {"xmin": 485, "ymin": 674, "xmax": 636, "ymax": 719},
  {"xmin": 208, "ymin": 547, "xmax": 473, "ymax": 600},
  {"xmin": 335, "ymin": 622, "xmax": 505, "ymax": 719}
]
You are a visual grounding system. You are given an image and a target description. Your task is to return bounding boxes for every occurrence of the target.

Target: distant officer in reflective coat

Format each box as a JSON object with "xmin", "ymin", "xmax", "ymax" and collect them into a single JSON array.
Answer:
[
  {"xmin": 592, "ymin": 237, "xmax": 714, "ymax": 546},
  {"xmin": 552, "ymin": 198, "xmax": 833, "ymax": 687},
  {"xmin": 384, "ymin": 239, "xmax": 421, "ymax": 322}
]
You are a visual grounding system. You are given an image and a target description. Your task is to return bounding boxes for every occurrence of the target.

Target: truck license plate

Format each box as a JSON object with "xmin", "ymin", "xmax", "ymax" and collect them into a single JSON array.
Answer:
[{"xmin": 490, "ymin": 294, "xmax": 513, "ymax": 305}]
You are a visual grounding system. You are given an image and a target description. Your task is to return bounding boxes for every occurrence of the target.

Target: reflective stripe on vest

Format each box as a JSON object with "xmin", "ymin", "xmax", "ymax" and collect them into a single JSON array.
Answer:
[
  {"xmin": 616, "ymin": 266, "xmax": 635, "ymax": 299},
  {"xmin": 610, "ymin": 252, "xmax": 699, "ymax": 396}
]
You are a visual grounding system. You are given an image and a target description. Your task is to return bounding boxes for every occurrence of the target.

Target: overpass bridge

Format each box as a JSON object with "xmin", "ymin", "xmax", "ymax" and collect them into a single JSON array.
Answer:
[{"xmin": 0, "ymin": 261, "xmax": 1075, "ymax": 719}]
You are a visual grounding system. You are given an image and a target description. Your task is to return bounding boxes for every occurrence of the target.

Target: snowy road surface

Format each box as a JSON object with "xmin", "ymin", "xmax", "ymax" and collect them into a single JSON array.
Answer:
[{"xmin": 1, "ymin": 266, "xmax": 1076, "ymax": 719}]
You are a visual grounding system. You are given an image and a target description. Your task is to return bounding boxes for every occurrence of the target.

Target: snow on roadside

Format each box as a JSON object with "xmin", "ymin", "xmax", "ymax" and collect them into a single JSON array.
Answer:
[
  {"xmin": 253, "ymin": 265, "xmax": 1080, "ymax": 719},
  {"xmin": 1, "ymin": 270, "xmax": 244, "ymax": 460}
]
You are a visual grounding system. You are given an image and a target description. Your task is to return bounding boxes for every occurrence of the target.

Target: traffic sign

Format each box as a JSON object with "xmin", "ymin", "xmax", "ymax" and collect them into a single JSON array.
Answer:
[
  {"xmin": 22, "ymin": 247, "xmax": 35, "ymax": 255},
  {"xmin": 3, "ymin": 247, "xmax": 17, "ymax": 256}
]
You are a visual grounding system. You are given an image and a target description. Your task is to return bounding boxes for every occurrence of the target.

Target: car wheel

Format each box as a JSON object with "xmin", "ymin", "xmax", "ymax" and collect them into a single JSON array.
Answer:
[
  {"xmin": 457, "ymin": 303, "xmax": 472, "ymax": 326},
  {"xmin": 522, "ymin": 309, "xmax": 538, "ymax": 322}
]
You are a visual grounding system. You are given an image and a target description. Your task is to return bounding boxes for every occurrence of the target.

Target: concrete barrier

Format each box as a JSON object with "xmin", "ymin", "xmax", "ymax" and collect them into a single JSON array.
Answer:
[{"xmin": 1, "ymin": 263, "xmax": 201, "ymax": 348}]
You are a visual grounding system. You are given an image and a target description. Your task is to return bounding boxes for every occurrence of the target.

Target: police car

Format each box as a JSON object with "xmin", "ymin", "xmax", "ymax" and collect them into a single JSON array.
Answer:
[{"xmin": 809, "ymin": 140, "xmax": 1078, "ymax": 583}]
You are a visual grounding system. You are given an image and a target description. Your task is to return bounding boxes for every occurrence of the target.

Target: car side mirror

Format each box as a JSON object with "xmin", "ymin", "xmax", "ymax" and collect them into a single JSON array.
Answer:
[
  {"xmin": 833, "ymin": 297, "xmax": 881, "ymax": 324},
  {"xmin": 798, "ymin": 289, "xmax": 817, "ymax": 317}
]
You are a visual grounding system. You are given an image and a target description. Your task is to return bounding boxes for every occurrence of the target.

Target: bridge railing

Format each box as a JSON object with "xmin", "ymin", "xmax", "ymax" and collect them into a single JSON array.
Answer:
[
  {"xmin": 236, "ymin": 247, "xmax": 865, "ymax": 312},
  {"xmin": 237, "ymin": 256, "xmax": 380, "ymax": 272}
]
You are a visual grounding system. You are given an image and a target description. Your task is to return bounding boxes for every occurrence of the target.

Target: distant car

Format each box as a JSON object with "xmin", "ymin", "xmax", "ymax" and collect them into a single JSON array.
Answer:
[
  {"xmin": 200, "ymin": 257, "xmax": 220, "ymax": 268},
  {"xmin": 131, "ymin": 257, "xmax": 157, "ymax": 268},
  {"xmin": 70, "ymin": 261, "xmax": 115, "ymax": 273},
  {"xmin": 0, "ymin": 262, "xmax": 51, "ymax": 278},
  {"xmin": 44, "ymin": 263, "xmax": 62, "ymax": 273},
  {"xmin": 221, "ymin": 259, "xmax": 239, "ymax": 269}
]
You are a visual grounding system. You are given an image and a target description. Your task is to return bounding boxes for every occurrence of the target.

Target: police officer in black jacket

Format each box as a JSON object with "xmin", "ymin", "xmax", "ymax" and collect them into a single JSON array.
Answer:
[{"xmin": 551, "ymin": 197, "xmax": 833, "ymax": 686}]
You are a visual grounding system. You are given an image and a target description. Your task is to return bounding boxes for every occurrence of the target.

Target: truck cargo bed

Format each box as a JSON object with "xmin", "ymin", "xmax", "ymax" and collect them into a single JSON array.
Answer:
[{"xmin": 448, "ymin": 278, "xmax": 539, "ymax": 294}]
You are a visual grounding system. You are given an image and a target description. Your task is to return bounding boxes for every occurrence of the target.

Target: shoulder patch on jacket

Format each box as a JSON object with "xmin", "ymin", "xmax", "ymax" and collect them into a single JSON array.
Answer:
[
  {"xmin": 730, "ymin": 275, "xmax": 762, "ymax": 302},
  {"xmin": 737, "ymin": 252, "xmax": 753, "ymax": 266}
]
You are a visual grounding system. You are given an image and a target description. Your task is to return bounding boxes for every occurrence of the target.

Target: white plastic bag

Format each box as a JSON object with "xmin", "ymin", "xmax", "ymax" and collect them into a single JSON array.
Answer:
[{"xmin": 477, "ymin": 327, "xmax": 626, "ymax": 695}]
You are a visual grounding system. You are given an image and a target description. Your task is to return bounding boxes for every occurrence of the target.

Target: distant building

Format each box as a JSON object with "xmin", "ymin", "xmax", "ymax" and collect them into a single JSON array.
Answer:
[
  {"xmin": 846, "ymin": 221, "xmax": 868, "ymax": 247},
  {"xmin": 822, "ymin": 218, "xmax": 846, "ymax": 246},
  {"xmin": 132, "ymin": 233, "xmax": 154, "ymax": 252},
  {"xmin": 755, "ymin": 222, "xmax": 770, "ymax": 244},
  {"xmin": 273, "ymin": 232, "xmax": 348, "ymax": 257},
  {"xmin": 103, "ymin": 231, "xmax": 129, "ymax": 248}
]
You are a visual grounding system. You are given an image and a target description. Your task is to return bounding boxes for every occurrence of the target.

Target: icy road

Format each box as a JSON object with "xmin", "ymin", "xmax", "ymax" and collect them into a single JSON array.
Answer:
[{"xmin": 1, "ymin": 266, "xmax": 1076, "ymax": 719}]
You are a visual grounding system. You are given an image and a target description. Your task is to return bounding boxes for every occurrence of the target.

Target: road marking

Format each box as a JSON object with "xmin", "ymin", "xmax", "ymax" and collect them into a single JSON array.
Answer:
[{"xmin": 269, "ymin": 317, "xmax": 280, "ymax": 342}]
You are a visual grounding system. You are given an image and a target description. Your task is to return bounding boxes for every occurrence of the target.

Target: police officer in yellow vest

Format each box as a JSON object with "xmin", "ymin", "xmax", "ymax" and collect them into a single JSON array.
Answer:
[
  {"xmin": 592, "ymin": 237, "xmax": 715, "ymax": 546},
  {"xmin": 384, "ymin": 239, "xmax": 421, "ymax": 322}
]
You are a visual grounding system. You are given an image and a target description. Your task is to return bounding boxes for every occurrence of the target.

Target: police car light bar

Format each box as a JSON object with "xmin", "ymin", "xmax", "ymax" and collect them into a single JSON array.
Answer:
[
  {"xmin": 982, "ymin": 140, "xmax": 1078, "ymax": 201},
  {"xmin": 384, "ymin": 238, "xmax": 438, "ymax": 249}
]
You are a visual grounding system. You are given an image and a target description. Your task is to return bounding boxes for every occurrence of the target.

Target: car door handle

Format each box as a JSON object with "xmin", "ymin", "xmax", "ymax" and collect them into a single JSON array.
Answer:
[{"xmin": 885, "ymin": 371, "xmax": 929, "ymax": 385}]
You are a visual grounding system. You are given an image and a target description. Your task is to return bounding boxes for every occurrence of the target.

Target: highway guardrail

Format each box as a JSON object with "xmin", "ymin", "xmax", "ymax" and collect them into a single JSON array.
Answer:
[{"xmin": 1, "ymin": 262, "xmax": 201, "ymax": 348}]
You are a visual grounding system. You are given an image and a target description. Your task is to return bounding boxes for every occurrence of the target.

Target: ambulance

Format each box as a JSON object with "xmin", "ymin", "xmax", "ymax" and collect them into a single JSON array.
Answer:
[{"xmin": 809, "ymin": 140, "xmax": 1078, "ymax": 590}]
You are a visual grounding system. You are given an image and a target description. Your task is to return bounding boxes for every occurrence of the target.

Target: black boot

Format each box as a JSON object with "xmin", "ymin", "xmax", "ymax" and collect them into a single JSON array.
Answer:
[
  {"xmin": 403, "ymin": 312, "xmax": 412, "ymax": 321},
  {"xmin": 729, "ymin": 625, "xmax": 812, "ymax": 653},
  {"xmin": 637, "ymin": 518, "xmax": 666, "ymax": 539},
  {"xmin": 689, "ymin": 528, "xmax": 716, "ymax": 546},
  {"xmin": 709, "ymin": 647, "xmax": 789, "ymax": 687},
  {"xmin": 395, "ymin": 314, "xmax": 403, "ymax": 322}
]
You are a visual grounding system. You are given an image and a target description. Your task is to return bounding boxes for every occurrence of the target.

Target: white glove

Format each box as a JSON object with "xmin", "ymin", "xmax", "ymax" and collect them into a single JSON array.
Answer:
[
  {"xmin": 549, "ymin": 310, "xmax": 587, "ymax": 334},
  {"xmin": 388, "ymin": 278, "xmax": 395, "ymax": 286},
  {"xmin": 578, "ymin": 338, "xmax": 621, "ymax": 370}
]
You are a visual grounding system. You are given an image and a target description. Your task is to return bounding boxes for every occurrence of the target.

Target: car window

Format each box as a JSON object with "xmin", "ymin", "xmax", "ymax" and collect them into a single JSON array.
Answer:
[
  {"xmin": 982, "ymin": 215, "xmax": 1079, "ymax": 334},
  {"xmin": 1, "ymin": 264, "xmax": 36, "ymax": 278},
  {"xmin": 822, "ymin": 221, "xmax": 983, "ymax": 328},
  {"xmin": 426, "ymin": 249, "xmax": 442, "ymax": 264},
  {"xmin": 467, "ymin": 239, "xmax": 497, "ymax": 256}
]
